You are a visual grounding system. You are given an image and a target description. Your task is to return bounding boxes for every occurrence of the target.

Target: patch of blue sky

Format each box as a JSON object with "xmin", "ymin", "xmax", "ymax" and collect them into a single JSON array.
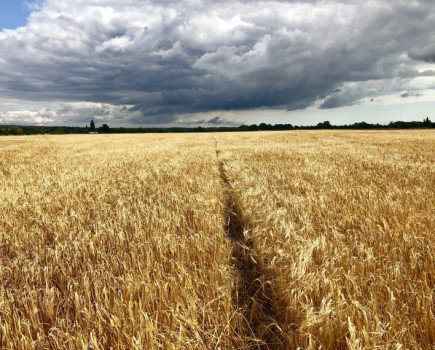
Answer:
[{"xmin": 0, "ymin": 1, "xmax": 36, "ymax": 30}]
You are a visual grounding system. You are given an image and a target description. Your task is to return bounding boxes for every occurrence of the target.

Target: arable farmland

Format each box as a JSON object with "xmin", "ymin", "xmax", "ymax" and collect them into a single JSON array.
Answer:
[
  {"xmin": 0, "ymin": 134, "xmax": 246, "ymax": 349},
  {"xmin": 0, "ymin": 131, "xmax": 434, "ymax": 349},
  {"xmin": 218, "ymin": 130, "xmax": 435, "ymax": 349}
]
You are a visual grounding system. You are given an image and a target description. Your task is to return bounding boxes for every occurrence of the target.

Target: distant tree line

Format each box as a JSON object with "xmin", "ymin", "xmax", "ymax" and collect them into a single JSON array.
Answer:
[{"xmin": 1, "ymin": 117, "xmax": 433, "ymax": 136}]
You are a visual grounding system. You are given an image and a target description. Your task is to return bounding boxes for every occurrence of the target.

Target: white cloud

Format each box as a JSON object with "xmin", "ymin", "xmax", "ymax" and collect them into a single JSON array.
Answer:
[
  {"xmin": 0, "ymin": 100, "xmax": 142, "ymax": 126},
  {"xmin": 0, "ymin": 110, "xmax": 53, "ymax": 125}
]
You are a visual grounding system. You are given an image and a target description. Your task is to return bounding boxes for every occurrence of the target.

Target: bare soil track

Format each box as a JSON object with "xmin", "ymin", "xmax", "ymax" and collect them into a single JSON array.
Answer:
[{"xmin": 216, "ymin": 146, "xmax": 286, "ymax": 349}]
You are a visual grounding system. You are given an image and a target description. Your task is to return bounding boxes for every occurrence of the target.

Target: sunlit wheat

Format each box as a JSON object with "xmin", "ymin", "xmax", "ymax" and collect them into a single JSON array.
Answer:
[
  {"xmin": 218, "ymin": 130, "xmax": 435, "ymax": 349},
  {"xmin": 0, "ymin": 134, "xmax": 245, "ymax": 349},
  {"xmin": 1, "ymin": 130, "xmax": 433, "ymax": 349}
]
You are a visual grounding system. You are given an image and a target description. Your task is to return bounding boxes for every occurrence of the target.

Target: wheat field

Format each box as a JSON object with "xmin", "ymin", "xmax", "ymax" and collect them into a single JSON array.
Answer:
[{"xmin": 0, "ymin": 131, "xmax": 434, "ymax": 349}]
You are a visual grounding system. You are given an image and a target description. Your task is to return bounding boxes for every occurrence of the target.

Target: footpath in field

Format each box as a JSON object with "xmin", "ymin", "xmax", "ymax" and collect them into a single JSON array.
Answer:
[
  {"xmin": 215, "ymin": 141, "xmax": 286, "ymax": 349},
  {"xmin": 214, "ymin": 130, "xmax": 435, "ymax": 349}
]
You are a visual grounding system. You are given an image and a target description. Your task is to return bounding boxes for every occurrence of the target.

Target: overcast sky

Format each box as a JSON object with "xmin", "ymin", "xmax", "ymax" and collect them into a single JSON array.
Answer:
[{"xmin": 0, "ymin": 0, "xmax": 434, "ymax": 127}]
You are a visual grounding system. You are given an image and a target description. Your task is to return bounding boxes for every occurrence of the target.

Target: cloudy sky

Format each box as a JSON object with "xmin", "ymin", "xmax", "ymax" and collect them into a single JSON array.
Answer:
[{"xmin": 0, "ymin": 0, "xmax": 434, "ymax": 127}]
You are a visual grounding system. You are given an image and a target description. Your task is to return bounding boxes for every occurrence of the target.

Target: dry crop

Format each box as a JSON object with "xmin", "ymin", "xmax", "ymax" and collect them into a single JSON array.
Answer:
[
  {"xmin": 0, "ymin": 134, "xmax": 246, "ymax": 349},
  {"xmin": 217, "ymin": 130, "xmax": 435, "ymax": 349},
  {"xmin": 0, "ymin": 130, "xmax": 434, "ymax": 349}
]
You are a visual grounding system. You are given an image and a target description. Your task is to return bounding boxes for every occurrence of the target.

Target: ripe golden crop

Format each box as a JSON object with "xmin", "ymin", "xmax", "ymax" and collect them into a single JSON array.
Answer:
[
  {"xmin": 0, "ymin": 134, "xmax": 245, "ymax": 349},
  {"xmin": 0, "ymin": 130, "xmax": 434, "ymax": 349},
  {"xmin": 217, "ymin": 130, "xmax": 435, "ymax": 349}
]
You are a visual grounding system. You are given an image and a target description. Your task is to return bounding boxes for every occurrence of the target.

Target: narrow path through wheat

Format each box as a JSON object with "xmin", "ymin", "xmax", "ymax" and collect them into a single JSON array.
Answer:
[{"xmin": 215, "ymin": 140, "xmax": 286, "ymax": 349}]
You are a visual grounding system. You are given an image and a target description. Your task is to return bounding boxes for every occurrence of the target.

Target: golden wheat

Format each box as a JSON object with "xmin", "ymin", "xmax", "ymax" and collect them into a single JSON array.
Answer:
[
  {"xmin": 0, "ymin": 130, "xmax": 434, "ymax": 349},
  {"xmin": 0, "ymin": 134, "xmax": 246, "ymax": 349},
  {"xmin": 217, "ymin": 130, "xmax": 435, "ymax": 349}
]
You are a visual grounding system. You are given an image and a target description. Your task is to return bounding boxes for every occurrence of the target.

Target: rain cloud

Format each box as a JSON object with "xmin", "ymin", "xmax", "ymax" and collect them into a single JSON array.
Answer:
[{"xmin": 0, "ymin": 0, "xmax": 434, "ymax": 125}]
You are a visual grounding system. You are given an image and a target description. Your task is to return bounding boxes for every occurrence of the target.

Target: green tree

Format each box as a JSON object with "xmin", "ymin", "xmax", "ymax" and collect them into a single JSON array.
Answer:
[
  {"xmin": 100, "ymin": 124, "xmax": 110, "ymax": 133},
  {"xmin": 90, "ymin": 120, "xmax": 96, "ymax": 132},
  {"xmin": 423, "ymin": 117, "xmax": 432, "ymax": 127},
  {"xmin": 10, "ymin": 126, "xmax": 24, "ymax": 135},
  {"xmin": 316, "ymin": 121, "xmax": 332, "ymax": 129},
  {"xmin": 53, "ymin": 128, "xmax": 65, "ymax": 134}
]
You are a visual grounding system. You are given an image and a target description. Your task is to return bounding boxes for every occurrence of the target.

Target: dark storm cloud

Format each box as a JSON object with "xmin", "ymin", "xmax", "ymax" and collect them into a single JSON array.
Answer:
[
  {"xmin": 0, "ymin": 0, "xmax": 434, "ymax": 124},
  {"xmin": 320, "ymin": 96, "xmax": 342, "ymax": 109},
  {"xmin": 409, "ymin": 46, "xmax": 435, "ymax": 63}
]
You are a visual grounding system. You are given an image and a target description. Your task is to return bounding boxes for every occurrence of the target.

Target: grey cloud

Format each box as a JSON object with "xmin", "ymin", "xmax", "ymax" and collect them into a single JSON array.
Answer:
[
  {"xmin": 409, "ymin": 45, "xmax": 435, "ymax": 63},
  {"xmin": 180, "ymin": 115, "xmax": 238, "ymax": 126},
  {"xmin": 400, "ymin": 92, "xmax": 422, "ymax": 98},
  {"xmin": 0, "ymin": 0, "xmax": 435, "ymax": 124},
  {"xmin": 320, "ymin": 96, "xmax": 343, "ymax": 109},
  {"xmin": 207, "ymin": 116, "xmax": 222, "ymax": 124},
  {"xmin": 319, "ymin": 77, "xmax": 429, "ymax": 109}
]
